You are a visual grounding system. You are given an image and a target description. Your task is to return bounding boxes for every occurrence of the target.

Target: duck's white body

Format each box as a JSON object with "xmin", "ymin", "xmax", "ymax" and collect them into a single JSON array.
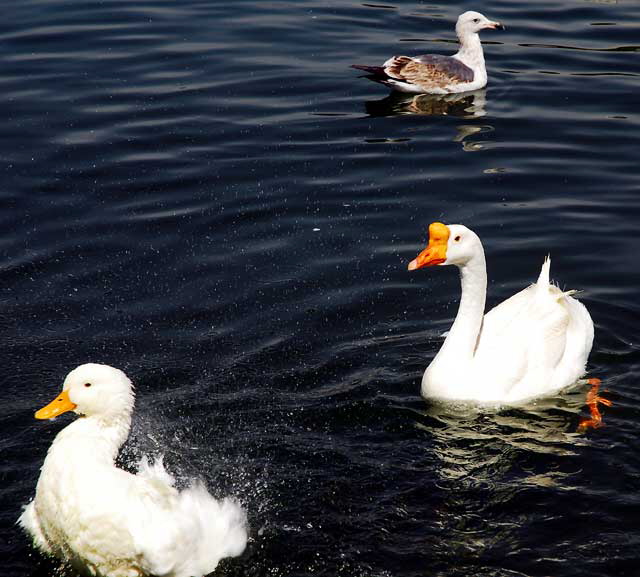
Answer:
[
  {"xmin": 409, "ymin": 224, "xmax": 594, "ymax": 404},
  {"xmin": 19, "ymin": 364, "xmax": 247, "ymax": 577}
]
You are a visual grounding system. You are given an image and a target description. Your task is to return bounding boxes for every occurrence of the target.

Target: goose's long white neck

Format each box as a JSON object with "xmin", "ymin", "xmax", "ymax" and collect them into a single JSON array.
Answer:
[
  {"xmin": 49, "ymin": 411, "xmax": 132, "ymax": 464},
  {"xmin": 435, "ymin": 251, "xmax": 487, "ymax": 365}
]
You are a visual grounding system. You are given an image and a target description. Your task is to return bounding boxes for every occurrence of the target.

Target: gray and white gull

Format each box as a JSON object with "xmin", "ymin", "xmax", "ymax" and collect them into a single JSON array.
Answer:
[{"xmin": 352, "ymin": 11, "xmax": 503, "ymax": 94}]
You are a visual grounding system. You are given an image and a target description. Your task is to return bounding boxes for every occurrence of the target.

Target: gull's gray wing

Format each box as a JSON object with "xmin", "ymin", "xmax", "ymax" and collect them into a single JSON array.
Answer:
[{"xmin": 385, "ymin": 54, "xmax": 474, "ymax": 89}]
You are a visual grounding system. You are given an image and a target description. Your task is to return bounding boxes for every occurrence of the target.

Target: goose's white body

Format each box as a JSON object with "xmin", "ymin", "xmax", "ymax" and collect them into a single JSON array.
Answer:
[
  {"xmin": 410, "ymin": 224, "xmax": 594, "ymax": 404},
  {"xmin": 19, "ymin": 364, "xmax": 247, "ymax": 577}
]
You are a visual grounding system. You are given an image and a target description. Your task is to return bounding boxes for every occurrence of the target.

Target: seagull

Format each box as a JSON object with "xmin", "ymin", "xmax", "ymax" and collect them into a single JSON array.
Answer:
[{"xmin": 352, "ymin": 11, "xmax": 503, "ymax": 94}]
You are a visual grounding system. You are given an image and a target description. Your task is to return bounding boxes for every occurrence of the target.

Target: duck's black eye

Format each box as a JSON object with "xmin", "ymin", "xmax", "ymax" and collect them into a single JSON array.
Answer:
[
  {"xmin": 473, "ymin": 18, "xmax": 480, "ymax": 23},
  {"xmin": 454, "ymin": 235, "xmax": 461, "ymax": 242},
  {"xmin": 84, "ymin": 382, "xmax": 92, "ymax": 388}
]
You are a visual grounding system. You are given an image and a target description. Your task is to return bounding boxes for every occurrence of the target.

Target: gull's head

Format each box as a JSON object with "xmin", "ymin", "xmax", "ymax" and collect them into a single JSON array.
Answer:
[
  {"xmin": 408, "ymin": 223, "xmax": 483, "ymax": 270},
  {"xmin": 35, "ymin": 363, "xmax": 135, "ymax": 420},
  {"xmin": 456, "ymin": 11, "xmax": 504, "ymax": 37}
]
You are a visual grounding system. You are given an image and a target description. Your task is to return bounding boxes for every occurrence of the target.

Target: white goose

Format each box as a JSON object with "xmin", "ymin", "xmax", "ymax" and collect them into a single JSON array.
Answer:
[
  {"xmin": 19, "ymin": 363, "xmax": 247, "ymax": 577},
  {"xmin": 408, "ymin": 223, "xmax": 594, "ymax": 404}
]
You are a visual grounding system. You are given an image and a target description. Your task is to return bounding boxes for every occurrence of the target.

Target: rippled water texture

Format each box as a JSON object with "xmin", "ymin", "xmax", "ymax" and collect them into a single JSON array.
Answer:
[{"xmin": 2, "ymin": 0, "xmax": 640, "ymax": 576}]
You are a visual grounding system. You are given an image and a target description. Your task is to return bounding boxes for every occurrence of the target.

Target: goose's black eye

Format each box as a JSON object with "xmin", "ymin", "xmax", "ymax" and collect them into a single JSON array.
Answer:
[
  {"xmin": 84, "ymin": 382, "xmax": 92, "ymax": 388},
  {"xmin": 473, "ymin": 18, "xmax": 480, "ymax": 23},
  {"xmin": 454, "ymin": 235, "xmax": 461, "ymax": 242}
]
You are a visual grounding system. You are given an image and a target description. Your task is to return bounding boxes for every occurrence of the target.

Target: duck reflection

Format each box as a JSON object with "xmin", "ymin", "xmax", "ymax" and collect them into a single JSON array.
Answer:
[{"xmin": 364, "ymin": 89, "xmax": 487, "ymax": 118}]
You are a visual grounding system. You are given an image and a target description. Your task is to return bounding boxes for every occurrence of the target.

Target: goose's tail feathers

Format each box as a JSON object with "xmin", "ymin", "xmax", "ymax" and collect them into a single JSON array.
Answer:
[
  {"xmin": 536, "ymin": 255, "xmax": 551, "ymax": 287},
  {"xmin": 534, "ymin": 255, "xmax": 553, "ymax": 302}
]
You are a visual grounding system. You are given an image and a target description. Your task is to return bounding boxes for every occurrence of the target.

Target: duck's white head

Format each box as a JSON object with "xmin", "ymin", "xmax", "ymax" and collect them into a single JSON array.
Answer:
[
  {"xmin": 456, "ymin": 11, "xmax": 503, "ymax": 38},
  {"xmin": 408, "ymin": 222, "xmax": 483, "ymax": 270},
  {"xmin": 35, "ymin": 363, "xmax": 135, "ymax": 421}
]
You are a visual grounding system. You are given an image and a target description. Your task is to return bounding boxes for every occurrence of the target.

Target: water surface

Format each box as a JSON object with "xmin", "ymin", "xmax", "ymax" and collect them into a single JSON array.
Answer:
[{"xmin": 2, "ymin": 1, "xmax": 640, "ymax": 576}]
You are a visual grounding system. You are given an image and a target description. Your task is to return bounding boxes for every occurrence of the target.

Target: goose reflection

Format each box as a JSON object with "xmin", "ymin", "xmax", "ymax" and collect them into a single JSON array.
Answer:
[
  {"xmin": 406, "ymin": 388, "xmax": 596, "ymax": 567},
  {"xmin": 414, "ymin": 389, "xmax": 592, "ymax": 470},
  {"xmin": 363, "ymin": 89, "xmax": 487, "ymax": 118}
]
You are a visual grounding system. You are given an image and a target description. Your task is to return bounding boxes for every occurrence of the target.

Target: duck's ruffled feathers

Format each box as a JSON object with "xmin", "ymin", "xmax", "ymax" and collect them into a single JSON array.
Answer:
[{"xmin": 131, "ymin": 456, "xmax": 247, "ymax": 577}]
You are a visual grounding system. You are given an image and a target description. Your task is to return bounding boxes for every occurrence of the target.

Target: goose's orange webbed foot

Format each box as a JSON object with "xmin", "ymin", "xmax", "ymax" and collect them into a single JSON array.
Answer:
[{"xmin": 578, "ymin": 378, "xmax": 612, "ymax": 433}]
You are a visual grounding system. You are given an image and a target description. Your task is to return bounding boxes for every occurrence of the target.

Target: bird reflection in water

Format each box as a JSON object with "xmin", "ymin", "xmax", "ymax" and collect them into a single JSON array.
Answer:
[
  {"xmin": 364, "ymin": 89, "xmax": 487, "ymax": 118},
  {"xmin": 406, "ymin": 387, "xmax": 603, "ymax": 569},
  {"xmin": 363, "ymin": 90, "xmax": 490, "ymax": 150}
]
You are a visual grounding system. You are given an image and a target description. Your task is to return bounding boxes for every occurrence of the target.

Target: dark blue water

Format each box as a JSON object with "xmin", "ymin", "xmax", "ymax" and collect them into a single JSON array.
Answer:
[{"xmin": 2, "ymin": 0, "xmax": 640, "ymax": 575}]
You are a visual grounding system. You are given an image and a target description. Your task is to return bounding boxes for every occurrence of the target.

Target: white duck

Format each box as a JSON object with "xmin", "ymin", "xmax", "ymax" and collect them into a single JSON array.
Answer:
[
  {"xmin": 408, "ymin": 223, "xmax": 594, "ymax": 404},
  {"xmin": 19, "ymin": 363, "xmax": 247, "ymax": 577}
]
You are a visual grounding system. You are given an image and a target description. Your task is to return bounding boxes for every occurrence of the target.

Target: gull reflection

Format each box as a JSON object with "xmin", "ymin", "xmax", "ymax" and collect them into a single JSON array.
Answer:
[
  {"xmin": 362, "ymin": 90, "xmax": 490, "ymax": 150},
  {"xmin": 363, "ymin": 89, "xmax": 487, "ymax": 118}
]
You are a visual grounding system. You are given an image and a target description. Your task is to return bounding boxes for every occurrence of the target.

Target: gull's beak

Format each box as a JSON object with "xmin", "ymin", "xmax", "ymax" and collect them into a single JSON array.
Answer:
[{"xmin": 486, "ymin": 21, "xmax": 505, "ymax": 30}]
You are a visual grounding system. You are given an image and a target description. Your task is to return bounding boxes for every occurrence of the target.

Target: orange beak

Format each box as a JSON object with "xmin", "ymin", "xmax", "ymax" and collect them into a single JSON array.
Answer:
[
  {"xmin": 35, "ymin": 390, "xmax": 77, "ymax": 420},
  {"xmin": 408, "ymin": 222, "xmax": 450, "ymax": 271}
]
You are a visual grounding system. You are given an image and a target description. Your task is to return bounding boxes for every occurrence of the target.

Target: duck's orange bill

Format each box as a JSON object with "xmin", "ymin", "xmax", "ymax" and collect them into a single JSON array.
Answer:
[
  {"xmin": 35, "ymin": 390, "xmax": 77, "ymax": 420},
  {"xmin": 408, "ymin": 222, "xmax": 449, "ymax": 271}
]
